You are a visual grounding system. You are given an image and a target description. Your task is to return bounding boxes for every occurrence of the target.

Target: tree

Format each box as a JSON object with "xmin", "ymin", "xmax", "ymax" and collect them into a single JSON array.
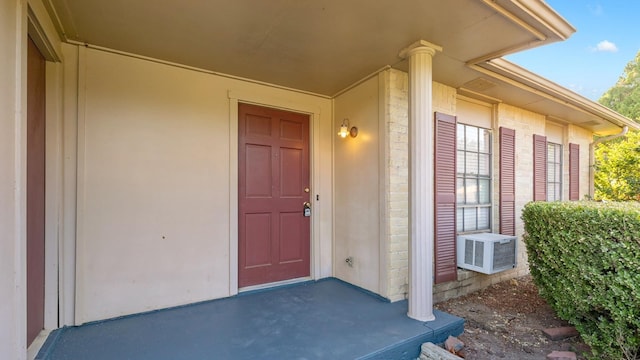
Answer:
[
  {"xmin": 595, "ymin": 50, "xmax": 640, "ymax": 201},
  {"xmin": 600, "ymin": 51, "xmax": 640, "ymax": 120},
  {"xmin": 594, "ymin": 131, "xmax": 640, "ymax": 201}
]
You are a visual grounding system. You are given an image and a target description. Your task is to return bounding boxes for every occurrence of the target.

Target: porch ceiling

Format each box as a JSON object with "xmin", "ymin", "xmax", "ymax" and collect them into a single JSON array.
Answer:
[
  {"xmin": 48, "ymin": 0, "xmax": 571, "ymax": 96},
  {"xmin": 47, "ymin": 0, "xmax": 636, "ymax": 134}
]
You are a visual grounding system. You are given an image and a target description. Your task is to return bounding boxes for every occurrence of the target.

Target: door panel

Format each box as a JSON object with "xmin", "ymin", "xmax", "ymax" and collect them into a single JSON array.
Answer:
[
  {"xmin": 280, "ymin": 148, "xmax": 303, "ymax": 197},
  {"xmin": 244, "ymin": 213, "xmax": 272, "ymax": 268},
  {"xmin": 245, "ymin": 145, "xmax": 272, "ymax": 197},
  {"xmin": 279, "ymin": 212, "xmax": 303, "ymax": 262},
  {"xmin": 238, "ymin": 103, "xmax": 310, "ymax": 288},
  {"xmin": 26, "ymin": 36, "xmax": 46, "ymax": 346}
]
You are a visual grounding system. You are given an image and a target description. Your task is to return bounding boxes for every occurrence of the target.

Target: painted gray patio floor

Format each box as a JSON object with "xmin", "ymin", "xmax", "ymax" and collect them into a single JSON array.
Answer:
[{"xmin": 37, "ymin": 278, "xmax": 463, "ymax": 360}]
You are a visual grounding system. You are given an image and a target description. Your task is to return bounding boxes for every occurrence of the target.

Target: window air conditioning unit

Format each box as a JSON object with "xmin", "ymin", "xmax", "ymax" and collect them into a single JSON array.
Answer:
[{"xmin": 457, "ymin": 233, "xmax": 517, "ymax": 274}]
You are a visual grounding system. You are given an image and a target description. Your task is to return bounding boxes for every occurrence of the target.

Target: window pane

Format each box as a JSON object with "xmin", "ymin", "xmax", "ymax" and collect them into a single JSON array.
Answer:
[
  {"xmin": 547, "ymin": 184, "xmax": 555, "ymax": 201},
  {"xmin": 547, "ymin": 162, "xmax": 555, "ymax": 182},
  {"xmin": 548, "ymin": 143, "xmax": 562, "ymax": 164},
  {"xmin": 465, "ymin": 178, "xmax": 478, "ymax": 204},
  {"xmin": 478, "ymin": 153, "xmax": 490, "ymax": 176},
  {"xmin": 478, "ymin": 207, "xmax": 490, "ymax": 229},
  {"xmin": 479, "ymin": 179, "xmax": 490, "ymax": 204},
  {"xmin": 466, "ymin": 126, "xmax": 478, "ymax": 152},
  {"xmin": 457, "ymin": 178, "xmax": 465, "ymax": 203},
  {"xmin": 546, "ymin": 143, "xmax": 562, "ymax": 202},
  {"xmin": 479, "ymin": 129, "xmax": 491, "ymax": 153},
  {"xmin": 465, "ymin": 152, "xmax": 478, "ymax": 174},
  {"xmin": 463, "ymin": 208, "xmax": 477, "ymax": 231},
  {"xmin": 547, "ymin": 144, "xmax": 555, "ymax": 162},
  {"xmin": 457, "ymin": 151, "xmax": 465, "ymax": 174},
  {"xmin": 457, "ymin": 124, "xmax": 466, "ymax": 150},
  {"xmin": 455, "ymin": 124, "xmax": 493, "ymax": 233}
]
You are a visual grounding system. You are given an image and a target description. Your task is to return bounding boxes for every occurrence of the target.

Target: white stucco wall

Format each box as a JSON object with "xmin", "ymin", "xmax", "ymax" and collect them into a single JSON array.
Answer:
[
  {"xmin": 332, "ymin": 69, "xmax": 452, "ymax": 300},
  {"xmin": 70, "ymin": 46, "xmax": 333, "ymax": 323},
  {"xmin": 60, "ymin": 43, "xmax": 78, "ymax": 328},
  {"xmin": 333, "ymin": 76, "xmax": 381, "ymax": 294},
  {"xmin": 0, "ymin": 2, "xmax": 25, "ymax": 359}
]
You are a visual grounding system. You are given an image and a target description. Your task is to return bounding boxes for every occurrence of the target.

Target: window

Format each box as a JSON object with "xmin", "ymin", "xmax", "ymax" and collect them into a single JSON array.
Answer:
[
  {"xmin": 456, "ymin": 124, "xmax": 492, "ymax": 232},
  {"xmin": 547, "ymin": 142, "xmax": 562, "ymax": 201}
]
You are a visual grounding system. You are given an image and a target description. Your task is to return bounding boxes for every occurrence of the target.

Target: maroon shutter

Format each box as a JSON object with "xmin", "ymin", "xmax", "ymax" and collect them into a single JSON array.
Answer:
[
  {"xmin": 569, "ymin": 143, "xmax": 580, "ymax": 200},
  {"xmin": 499, "ymin": 127, "xmax": 516, "ymax": 236},
  {"xmin": 434, "ymin": 112, "xmax": 457, "ymax": 284},
  {"xmin": 533, "ymin": 134, "xmax": 547, "ymax": 201}
]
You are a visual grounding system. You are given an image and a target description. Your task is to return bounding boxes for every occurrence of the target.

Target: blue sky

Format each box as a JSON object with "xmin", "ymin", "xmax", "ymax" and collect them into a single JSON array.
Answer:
[{"xmin": 507, "ymin": 1, "xmax": 640, "ymax": 101}]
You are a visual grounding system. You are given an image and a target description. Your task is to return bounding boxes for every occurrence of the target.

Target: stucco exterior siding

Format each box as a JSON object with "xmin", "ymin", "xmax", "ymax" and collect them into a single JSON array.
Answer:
[
  {"xmin": 333, "ymin": 76, "xmax": 382, "ymax": 294},
  {"xmin": 70, "ymin": 46, "xmax": 334, "ymax": 324},
  {"xmin": 0, "ymin": 1, "xmax": 25, "ymax": 359}
]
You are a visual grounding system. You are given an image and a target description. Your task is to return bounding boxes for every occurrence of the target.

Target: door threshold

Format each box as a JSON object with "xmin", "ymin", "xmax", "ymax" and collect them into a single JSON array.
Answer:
[
  {"xmin": 239, "ymin": 277, "xmax": 312, "ymax": 293},
  {"xmin": 28, "ymin": 328, "xmax": 52, "ymax": 360}
]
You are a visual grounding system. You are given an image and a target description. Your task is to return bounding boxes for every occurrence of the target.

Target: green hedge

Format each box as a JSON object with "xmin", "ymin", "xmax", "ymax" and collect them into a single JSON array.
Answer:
[{"xmin": 522, "ymin": 201, "xmax": 640, "ymax": 359}]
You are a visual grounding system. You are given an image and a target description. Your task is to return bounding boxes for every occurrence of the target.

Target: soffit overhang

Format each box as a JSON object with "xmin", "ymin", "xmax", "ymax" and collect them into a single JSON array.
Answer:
[
  {"xmin": 468, "ymin": 58, "xmax": 640, "ymax": 135},
  {"xmin": 47, "ymin": 0, "xmax": 572, "ymax": 97},
  {"xmin": 46, "ymin": 0, "xmax": 635, "ymax": 133}
]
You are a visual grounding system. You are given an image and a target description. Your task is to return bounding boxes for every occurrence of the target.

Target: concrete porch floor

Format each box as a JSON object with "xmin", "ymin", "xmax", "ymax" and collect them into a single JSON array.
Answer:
[{"xmin": 37, "ymin": 278, "xmax": 463, "ymax": 360}]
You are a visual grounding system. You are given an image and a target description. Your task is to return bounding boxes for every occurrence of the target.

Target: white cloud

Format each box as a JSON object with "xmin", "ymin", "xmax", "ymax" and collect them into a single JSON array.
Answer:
[
  {"xmin": 588, "ymin": 4, "xmax": 604, "ymax": 16},
  {"xmin": 592, "ymin": 40, "xmax": 618, "ymax": 53}
]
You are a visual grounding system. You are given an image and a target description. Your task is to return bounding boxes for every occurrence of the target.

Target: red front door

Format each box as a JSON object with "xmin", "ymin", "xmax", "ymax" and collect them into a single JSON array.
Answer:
[
  {"xmin": 26, "ymin": 36, "xmax": 46, "ymax": 346},
  {"xmin": 238, "ymin": 103, "xmax": 310, "ymax": 288}
]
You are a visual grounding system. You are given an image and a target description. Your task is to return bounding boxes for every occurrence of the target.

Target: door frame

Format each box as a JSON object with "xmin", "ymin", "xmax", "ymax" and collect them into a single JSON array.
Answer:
[
  {"xmin": 227, "ymin": 90, "xmax": 322, "ymax": 296},
  {"xmin": 25, "ymin": 1, "xmax": 65, "ymax": 357}
]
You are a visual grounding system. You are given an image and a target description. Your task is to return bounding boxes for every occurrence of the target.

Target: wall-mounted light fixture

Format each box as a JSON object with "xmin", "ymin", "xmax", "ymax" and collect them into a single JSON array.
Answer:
[{"xmin": 338, "ymin": 118, "xmax": 358, "ymax": 138}]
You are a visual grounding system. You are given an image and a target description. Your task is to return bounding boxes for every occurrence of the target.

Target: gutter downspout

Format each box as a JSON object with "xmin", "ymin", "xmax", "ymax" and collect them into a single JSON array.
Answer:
[{"xmin": 589, "ymin": 126, "xmax": 629, "ymax": 199}]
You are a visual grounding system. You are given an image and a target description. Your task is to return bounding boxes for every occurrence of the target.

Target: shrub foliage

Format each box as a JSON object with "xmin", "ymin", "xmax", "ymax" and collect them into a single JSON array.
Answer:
[{"xmin": 522, "ymin": 201, "xmax": 640, "ymax": 359}]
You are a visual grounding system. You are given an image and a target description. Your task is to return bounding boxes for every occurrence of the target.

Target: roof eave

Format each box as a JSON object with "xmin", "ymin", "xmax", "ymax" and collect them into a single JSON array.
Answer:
[
  {"xmin": 508, "ymin": 0, "xmax": 576, "ymax": 40},
  {"xmin": 476, "ymin": 58, "xmax": 640, "ymax": 132}
]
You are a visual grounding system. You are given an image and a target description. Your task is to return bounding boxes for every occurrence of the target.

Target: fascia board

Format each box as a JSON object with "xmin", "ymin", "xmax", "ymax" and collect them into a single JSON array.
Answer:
[
  {"xmin": 509, "ymin": 0, "xmax": 576, "ymax": 40},
  {"xmin": 476, "ymin": 58, "xmax": 640, "ymax": 131}
]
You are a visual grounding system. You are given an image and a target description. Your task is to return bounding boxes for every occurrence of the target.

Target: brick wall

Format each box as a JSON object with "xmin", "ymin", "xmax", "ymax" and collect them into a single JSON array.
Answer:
[
  {"xmin": 433, "ymin": 103, "xmax": 581, "ymax": 302},
  {"xmin": 382, "ymin": 69, "xmax": 410, "ymax": 301},
  {"xmin": 380, "ymin": 71, "xmax": 594, "ymax": 303},
  {"xmin": 567, "ymin": 124, "xmax": 592, "ymax": 200},
  {"xmin": 381, "ymin": 70, "xmax": 458, "ymax": 301}
]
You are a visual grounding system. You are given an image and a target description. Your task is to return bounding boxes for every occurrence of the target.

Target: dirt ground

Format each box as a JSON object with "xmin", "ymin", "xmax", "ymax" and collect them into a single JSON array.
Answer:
[{"xmin": 435, "ymin": 276, "xmax": 590, "ymax": 359}]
